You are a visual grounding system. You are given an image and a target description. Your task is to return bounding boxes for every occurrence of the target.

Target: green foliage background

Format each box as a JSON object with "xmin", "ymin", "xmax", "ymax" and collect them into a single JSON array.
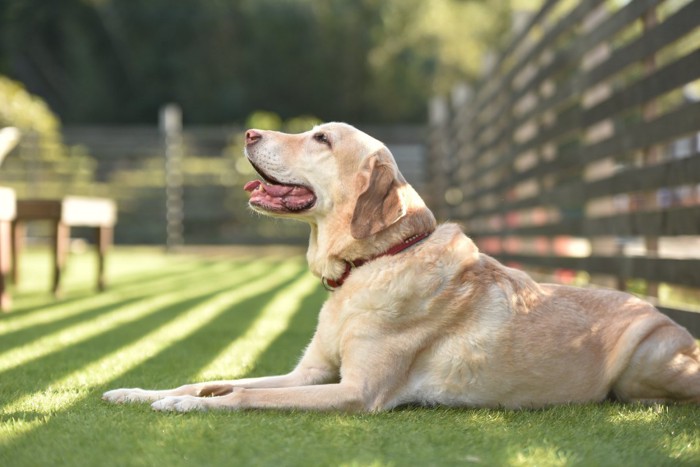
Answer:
[
  {"xmin": 0, "ymin": 0, "xmax": 525, "ymax": 125},
  {"xmin": 0, "ymin": 76, "xmax": 103, "ymax": 198}
]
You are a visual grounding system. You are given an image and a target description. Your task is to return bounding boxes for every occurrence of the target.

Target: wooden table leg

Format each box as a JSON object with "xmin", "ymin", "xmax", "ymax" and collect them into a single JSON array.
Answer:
[
  {"xmin": 53, "ymin": 221, "xmax": 70, "ymax": 298},
  {"xmin": 96, "ymin": 226, "xmax": 112, "ymax": 292},
  {"xmin": 11, "ymin": 220, "xmax": 24, "ymax": 285}
]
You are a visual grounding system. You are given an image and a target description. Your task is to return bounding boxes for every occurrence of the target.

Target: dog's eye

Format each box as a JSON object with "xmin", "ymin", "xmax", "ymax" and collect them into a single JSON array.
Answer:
[{"xmin": 313, "ymin": 132, "xmax": 330, "ymax": 146}]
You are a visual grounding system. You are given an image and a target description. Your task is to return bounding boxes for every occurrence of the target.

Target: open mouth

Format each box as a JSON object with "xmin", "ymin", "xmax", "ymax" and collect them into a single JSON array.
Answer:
[{"xmin": 243, "ymin": 163, "xmax": 316, "ymax": 213}]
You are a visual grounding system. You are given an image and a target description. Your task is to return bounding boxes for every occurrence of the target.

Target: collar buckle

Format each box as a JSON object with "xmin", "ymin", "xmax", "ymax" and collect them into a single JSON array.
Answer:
[{"xmin": 322, "ymin": 276, "xmax": 337, "ymax": 292}]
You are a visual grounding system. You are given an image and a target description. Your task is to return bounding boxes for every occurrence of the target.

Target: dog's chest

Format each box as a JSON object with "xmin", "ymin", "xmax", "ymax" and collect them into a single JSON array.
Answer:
[
  {"xmin": 315, "ymin": 283, "xmax": 431, "ymax": 366},
  {"xmin": 316, "ymin": 272, "xmax": 518, "ymax": 407},
  {"xmin": 313, "ymin": 252, "xmax": 463, "ymax": 366}
]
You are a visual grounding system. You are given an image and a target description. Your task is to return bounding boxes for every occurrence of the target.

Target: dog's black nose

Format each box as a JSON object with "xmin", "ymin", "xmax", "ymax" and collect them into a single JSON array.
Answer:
[{"xmin": 245, "ymin": 129, "xmax": 262, "ymax": 146}]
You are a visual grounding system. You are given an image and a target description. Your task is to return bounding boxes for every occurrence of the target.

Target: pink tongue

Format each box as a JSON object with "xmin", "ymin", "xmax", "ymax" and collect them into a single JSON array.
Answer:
[
  {"xmin": 244, "ymin": 180, "xmax": 261, "ymax": 192},
  {"xmin": 244, "ymin": 180, "xmax": 316, "ymax": 211},
  {"xmin": 243, "ymin": 180, "xmax": 294, "ymax": 197},
  {"xmin": 262, "ymin": 183, "xmax": 294, "ymax": 197}
]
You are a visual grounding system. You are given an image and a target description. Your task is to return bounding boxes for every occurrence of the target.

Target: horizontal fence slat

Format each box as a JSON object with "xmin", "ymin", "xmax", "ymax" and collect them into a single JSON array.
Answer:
[
  {"xmin": 484, "ymin": 99, "xmax": 700, "ymax": 198},
  {"xmin": 469, "ymin": 206, "xmax": 700, "ymax": 237},
  {"xmin": 462, "ymin": 101, "xmax": 700, "ymax": 206},
  {"xmin": 471, "ymin": 0, "xmax": 665, "ymax": 159},
  {"xmin": 466, "ymin": 0, "xmax": 564, "ymax": 125},
  {"xmin": 585, "ymin": 0, "xmax": 700, "ymax": 90},
  {"xmin": 459, "ymin": 0, "xmax": 700, "ymax": 190},
  {"xmin": 585, "ymin": 101, "xmax": 700, "ymax": 162},
  {"xmin": 485, "ymin": 253, "xmax": 700, "ymax": 288},
  {"xmin": 583, "ymin": 155, "xmax": 700, "ymax": 200},
  {"xmin": 581, "ymin": 47, "xmax": 700, "ymax": 127},
  {"xmin": 473, "ymin": 0, "xmax": 601, "ymax": 136},
  {"xmin": 466, "ymin": 153, "xmax": 700, "ymax": 218}
]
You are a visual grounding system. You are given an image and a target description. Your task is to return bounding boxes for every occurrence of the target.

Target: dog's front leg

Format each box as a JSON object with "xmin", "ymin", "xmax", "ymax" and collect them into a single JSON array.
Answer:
[
  {"xmin": 102, "ymin": 372, "xmax": 332, "ymax": 404},
  {"xmin": 151, "ymin": 339, "xmax": 414, "ymax": 413},
  {"xmin": 151, "ymin": 382, "xmax": 368, "ymax": 413},
  {"xmin": 101, "ymin": 377, "xmax": 283, "ymax": 404},
  {"xmin": 103, "ymin": 338, "xmax": 337, "ymax": 404}
]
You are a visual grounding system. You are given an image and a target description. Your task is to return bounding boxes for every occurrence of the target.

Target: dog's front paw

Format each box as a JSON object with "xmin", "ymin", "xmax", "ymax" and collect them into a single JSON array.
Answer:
[
  {"xmin": 102, "ymin": 388, "xmax": 158, "ymax": 404},
  {"xmin": 152, "ymin": 396, "xmax": 208, "ymax": 413}
]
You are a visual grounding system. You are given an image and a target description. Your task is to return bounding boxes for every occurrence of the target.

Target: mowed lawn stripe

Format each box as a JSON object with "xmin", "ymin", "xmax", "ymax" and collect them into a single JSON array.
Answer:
[
  {"xmin": 0, "ymin": 261, "xmax": 236, "ymax": 350},
  {"xmin": 0, "ymin": 261, "xmax": 305, "ymax": 442},
  {"xmin": 0, "ymin": 262, "xmax": 268, "ymax": 375}
]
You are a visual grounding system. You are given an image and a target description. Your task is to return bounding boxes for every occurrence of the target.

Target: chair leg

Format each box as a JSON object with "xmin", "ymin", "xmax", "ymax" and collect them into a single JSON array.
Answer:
[
  {"xmin": 11, "ymin": 220, "xmax": 24, "ymax": 285},
  {"xmin": 53, "ymin": 221, "xmax": 70, "ymax": 298},
  {"xmin": 96, "ymin": 226, "xmax": 112, "ymax": 291}
]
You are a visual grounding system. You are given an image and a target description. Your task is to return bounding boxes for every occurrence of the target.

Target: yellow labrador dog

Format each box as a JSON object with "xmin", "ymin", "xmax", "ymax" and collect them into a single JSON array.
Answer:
[{"xmin": 104, "ymin": 123, "xmax": 700, "ymax": 412}]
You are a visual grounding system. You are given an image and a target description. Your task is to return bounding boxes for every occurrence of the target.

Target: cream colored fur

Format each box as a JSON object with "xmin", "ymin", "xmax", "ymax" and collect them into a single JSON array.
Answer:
[{"xmin": 103, "ymin": 123, "xmax": 700, "ymax": 412}]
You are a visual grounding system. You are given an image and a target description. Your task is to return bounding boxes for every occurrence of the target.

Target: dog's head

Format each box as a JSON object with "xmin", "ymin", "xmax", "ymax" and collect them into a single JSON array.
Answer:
[{"xmin": 244, "ymin": 122, "xmax": 432, "ymax": 240}]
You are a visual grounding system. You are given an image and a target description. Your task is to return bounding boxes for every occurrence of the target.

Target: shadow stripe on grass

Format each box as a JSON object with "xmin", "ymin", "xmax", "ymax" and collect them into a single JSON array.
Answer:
[
  {"xmin": 0, "ymin": 262, "xmax": 272, "ymax": 375},
  {"xmin": 0, "ymin": 261, "xmax": 305, "ymax": 442},
  {"xmin": 0, "ymin": 261, "xmax": 233, "ymax": 335},
  {"xmin": 0, "ymin": 262, "xmax": 233, "ymax": 346},
  {"xmin": 0, "ymin": 296, "xmax": 149, "ymax": 354},
  {"xmin": 195, "ymin": 272, "xmax": 321, "ymax": 380},
  {"xmin": 108, "ymin": 269, "xmax": 311, "ymax": 389},
  {"xmin": 235, "ymin": 279, "xmax": 327, "ymax": 377},
  {"xmin": 7, "ymin": 259, "xmax": 200, "ymax": 316},
  {"xmin": 0, "ymin": 276, "xmax": 281, "ymax": 407}
]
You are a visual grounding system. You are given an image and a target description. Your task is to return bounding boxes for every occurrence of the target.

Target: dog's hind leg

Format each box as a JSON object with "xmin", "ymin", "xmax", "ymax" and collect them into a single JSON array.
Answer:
[{"xmin": 612, "ymin": 323, "xmax": 700, "ymax": 404}]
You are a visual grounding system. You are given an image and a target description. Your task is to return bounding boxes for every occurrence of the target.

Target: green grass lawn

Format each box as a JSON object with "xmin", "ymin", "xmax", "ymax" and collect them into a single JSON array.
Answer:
[{"xmin": 0, "ymin": 247, "xmax": 698, "ymax": 466}]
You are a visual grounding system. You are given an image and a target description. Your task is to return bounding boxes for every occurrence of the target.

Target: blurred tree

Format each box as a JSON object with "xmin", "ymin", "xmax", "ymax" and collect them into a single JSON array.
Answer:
[
  {"xmin": 0, "ymin": 75, "xmax": 61, "ymax": 139},
  {"xmin": 0, "ymin": 0, "xmax": 131, "ymax": 121},
  {"xmin": 0, "ymin": 75, "xmax": 99, "ymax": 196},
  {"xmin": 0, "ymin": 0, "xmax": 533, "ymax": 124},
  {"xmin": 285, "ymin": 115, "xmax": 323, "ymax": 133},
  {"xmin": 245, "ymin": 111, "xmax": 284, "ymax": 131}
]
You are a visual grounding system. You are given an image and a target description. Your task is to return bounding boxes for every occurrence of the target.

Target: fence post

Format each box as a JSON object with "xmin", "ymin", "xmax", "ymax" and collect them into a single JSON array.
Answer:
[
  {"xmin": 160, "ymin": 104, "xmax": 184, "ymax": 251},
  {"xmin": 641, "ymin": 7, "xmax": 660, "ymax": 299}
]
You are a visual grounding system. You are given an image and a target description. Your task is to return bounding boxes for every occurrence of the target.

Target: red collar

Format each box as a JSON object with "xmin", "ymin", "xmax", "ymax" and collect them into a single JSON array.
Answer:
[{"xmin": 322, "ymin": 231, "xmax": 433, "ymax": 291}]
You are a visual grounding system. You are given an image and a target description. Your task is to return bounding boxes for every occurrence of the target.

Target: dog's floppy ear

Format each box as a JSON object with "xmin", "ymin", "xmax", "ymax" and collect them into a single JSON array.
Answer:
[{"xmin": 351, "ymin": 148, "xmax": 406, "ymax": 239}]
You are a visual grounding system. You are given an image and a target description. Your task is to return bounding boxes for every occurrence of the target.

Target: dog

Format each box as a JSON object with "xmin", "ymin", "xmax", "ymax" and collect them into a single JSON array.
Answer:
[{"xmin": 103, "ymin": 122, "xmax": 700, "ymax": 412}]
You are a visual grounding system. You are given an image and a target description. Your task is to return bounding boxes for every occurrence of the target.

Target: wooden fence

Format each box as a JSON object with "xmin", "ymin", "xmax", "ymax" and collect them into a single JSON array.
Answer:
[{"xmin": 427, "ymin": 0, "xmax": 700, "ymax": 335}]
